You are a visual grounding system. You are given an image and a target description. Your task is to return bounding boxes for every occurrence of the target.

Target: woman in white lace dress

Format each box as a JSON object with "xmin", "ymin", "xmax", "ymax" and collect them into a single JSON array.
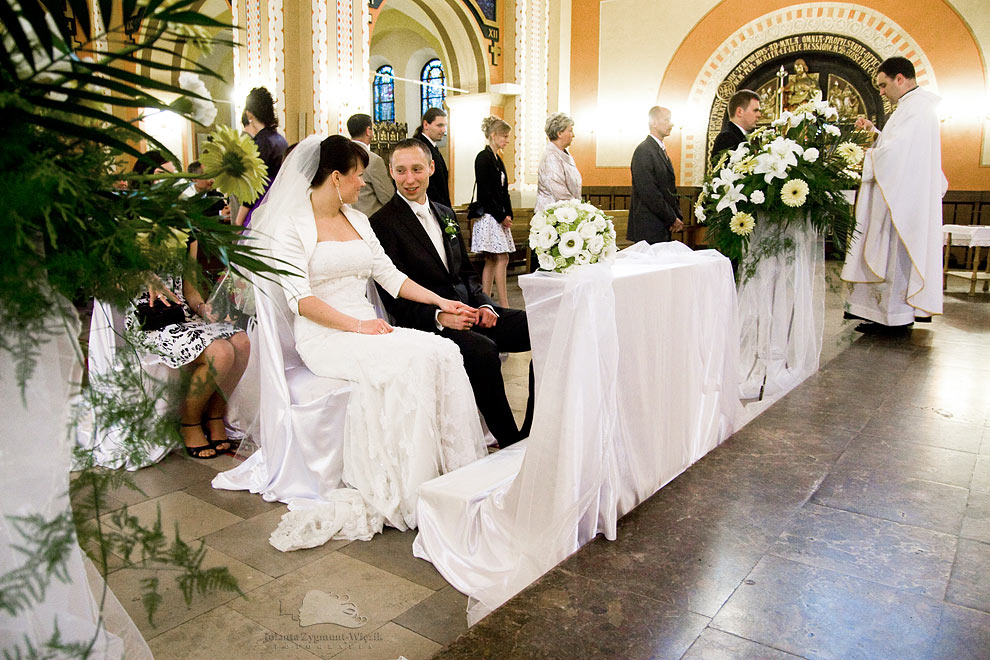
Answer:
[
  {"xmin": 259, "ymin": 136, "xmax": 487, "ymax": 549},
  {"xmin": 535, "ymin": 113, "xmax": 582, "ymax": 214}
]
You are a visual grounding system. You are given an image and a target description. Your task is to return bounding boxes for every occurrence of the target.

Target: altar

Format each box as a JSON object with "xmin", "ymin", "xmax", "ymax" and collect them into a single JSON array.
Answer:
[{"xmin": 412, "ymin": 243, "xmax": 742, "ymax": 624}]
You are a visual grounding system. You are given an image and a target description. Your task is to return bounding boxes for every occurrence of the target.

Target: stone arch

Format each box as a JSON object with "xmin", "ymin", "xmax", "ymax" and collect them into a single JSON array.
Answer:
[
  {"xmin": 373, "ymin": 0, "xmax": 489, "ymax": 96},
  {"xmin": 679, "ymin": 3, "xmax": 937, "ymax": 185}
]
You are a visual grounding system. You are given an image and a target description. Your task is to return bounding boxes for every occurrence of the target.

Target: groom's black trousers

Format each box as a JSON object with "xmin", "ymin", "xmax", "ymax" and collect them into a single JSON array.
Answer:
[{"xmin": 440, "ymin": 306, "xmax": 535, "ymax": 448}]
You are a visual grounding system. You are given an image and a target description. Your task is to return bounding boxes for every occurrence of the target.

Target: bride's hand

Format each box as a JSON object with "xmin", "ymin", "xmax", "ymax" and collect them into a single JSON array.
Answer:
[
  {"xmin": 438, "ymin": 299, "xmax": 476, "ymax": 317},
  {"xmin": 356, "ymin": 318, "xmax": 393, "ymax": 335}
]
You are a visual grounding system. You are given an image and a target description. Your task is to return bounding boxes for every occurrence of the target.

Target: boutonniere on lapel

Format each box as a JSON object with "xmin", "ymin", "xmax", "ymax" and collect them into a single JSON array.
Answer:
[{"xmin": 440, "ymin": 213, "xmax": 459, "ymax": 241}]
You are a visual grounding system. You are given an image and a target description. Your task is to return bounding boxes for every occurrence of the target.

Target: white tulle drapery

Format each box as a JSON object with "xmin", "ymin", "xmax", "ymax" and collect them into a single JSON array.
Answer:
[
  {"xmin": 413, "ymin": 242, "xmax": 741, "ymax": 625},
  {"xmin": 74, "ymin": 300, "xmax": 175, "ymax": 470},
  {"xmin": 737, "ymin": 219, "xmax": 825, "ymax": 400},
  {"xmin": 1, "ymin": 301, "xmax": 152, "ymax": 659}
]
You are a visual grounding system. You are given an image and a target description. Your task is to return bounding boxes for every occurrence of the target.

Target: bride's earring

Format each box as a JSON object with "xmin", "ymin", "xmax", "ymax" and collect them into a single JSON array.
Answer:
[{"xmin": 333, "ymin": 176, "xmax": 344, "ymax": 206}]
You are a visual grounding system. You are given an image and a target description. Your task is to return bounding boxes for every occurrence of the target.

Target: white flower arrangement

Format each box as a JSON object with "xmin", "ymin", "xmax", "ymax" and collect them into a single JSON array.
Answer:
[
  {"xmin": 529, "ymin": 199, "xmax": 617, "ymax": 273},
  {"xmin": 699, "ymin": 91, "xmax": 870, "ymax": 278}
]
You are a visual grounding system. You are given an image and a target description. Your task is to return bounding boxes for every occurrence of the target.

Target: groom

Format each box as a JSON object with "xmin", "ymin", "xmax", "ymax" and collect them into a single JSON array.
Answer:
[{"xmin": 370, "ymin": 139, "xmax": 534, "ymax": 448}]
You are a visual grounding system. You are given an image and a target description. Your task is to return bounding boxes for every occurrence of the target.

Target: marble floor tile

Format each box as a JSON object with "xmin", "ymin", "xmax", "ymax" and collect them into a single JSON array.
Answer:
[
  {"xmin": 971, "ymin": 455, "xmax": 990, "ymax": 491},
  {"xmin": 680, "ymin": 628, "xmax": 802, "ymax": 660},
  {"xmin": 929, "ymin": 604, "xmax": 990, "ymax": 660},
  {"xmin": 769, "ymin": 503, "xmax": 956, "ymax": 599},
  {"xmin": 329, "ymin": 622, "xmax": 441, "ymax": 660},
  {"xmin": 858, "ymin": 414, "xmax": 985, "ymax": 454},
  {"xmin": 147, "ymin": 605, "xmax": 320, "ymax": 660},
  {"xmin": 878, "ymin": 395, "xmax": 990, "ymax": 427},
  {"xmin": 711, "ymin": 555, "xmax": 943, "ymax": 660},
  {"xmin": 756, "ymin": 400, "xmax": 874, "ymax": 433},
  {"xmin": 107, "ymin": 545, "xmax": 273, "ymax": 638},
  {"xmin": 946, "ymin": 539, "xmax": 990, "ymax": 614},
  {"xmin": 105, "ymin": 452, "xmax": 223, "ymax": 506},
  {"xmin": 811, "ymin": 462, "xmax": 970, "ymax": 535},
  {"xmin": 559, "ymin": 510, "xmax": 768, "ymax": 618},
  {"xmin": 834, "ymin": 435, "xmax": 976, "ymax": 489},
  {"xmin": 228, "ymin": 552, "xmax": 434, "ymax": 660},
  {"xmin": 728, "ymin": 420, "xmax": 856, "ymax": 461},
  {"xmin": 392, "ymin": 586, "xmax": 469, "ymax": 646},
  {"xmin": 182, "ymin": 479, "xmax": 286, "ymax": 520},
  {"xmin": 100, "ymin": 490, "xmax": 243, "ymax": 543},
  {"xmin": 338, "ymin": 528, "xmax": 448, "ymax": 591},
  {"xmin": 203, "ymin": 507, "xmax": 346, "ymax": 579},
  {"xmin": 434, "ymin": 569, "xmax": 709, "ymax": 660},
  {"xmin": 961, "ymin": 491, "xmax": 990, "ymax": 544}
]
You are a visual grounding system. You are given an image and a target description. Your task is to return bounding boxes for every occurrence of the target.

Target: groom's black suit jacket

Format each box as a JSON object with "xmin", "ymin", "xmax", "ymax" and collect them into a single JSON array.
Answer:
[
  {"xmin": 370, "ymin": 194, "xmax": 533, "ymax": 447},
  {"xmin": 369, "ymin": 195, "xmax": 495, "ymax": 331}
]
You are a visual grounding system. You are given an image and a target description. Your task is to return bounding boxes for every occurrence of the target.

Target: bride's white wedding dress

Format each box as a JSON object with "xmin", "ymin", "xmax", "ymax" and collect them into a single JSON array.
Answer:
[{"xmin": 268, "ymin": 237, "xmax": 487, "ymax": 551}]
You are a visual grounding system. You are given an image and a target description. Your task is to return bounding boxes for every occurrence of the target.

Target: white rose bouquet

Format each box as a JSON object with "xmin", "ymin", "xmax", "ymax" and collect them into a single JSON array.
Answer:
[
  {"xmin": 698, "ymin": 93, "xmax": 871, "ymax": 280},
  {"xmin": 529, "ymin": 199, "xmax": 618, "ymax": 273}
]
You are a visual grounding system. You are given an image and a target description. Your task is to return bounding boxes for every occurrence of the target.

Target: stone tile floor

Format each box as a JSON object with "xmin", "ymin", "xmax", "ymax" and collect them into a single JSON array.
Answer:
[{"xmin": 82, "ymin": 270, "xmax": 990, "ymax": 659}]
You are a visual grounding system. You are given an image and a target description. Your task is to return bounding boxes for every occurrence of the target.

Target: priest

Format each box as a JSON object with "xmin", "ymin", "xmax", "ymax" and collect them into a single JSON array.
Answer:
[{"xmin": 841, "ymin": 56, "xmax": 947, "ymax": 334}]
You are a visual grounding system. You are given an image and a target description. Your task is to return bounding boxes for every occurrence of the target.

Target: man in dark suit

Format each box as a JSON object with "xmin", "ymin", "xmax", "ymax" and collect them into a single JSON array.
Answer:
[
  {"xmin": 370, "ymin": 139, "xmax": 534, "ymax": 448},
  {"xmin": 413, "ymin": 108, "xmax": 452, "ymax": 208},
  {"xmin": 627, "ymin": 106, "xmax": 683, "ymax": 244},
  {"xmin": 710, "ymin": 89, "xmax": 762, "ymax": 164}
]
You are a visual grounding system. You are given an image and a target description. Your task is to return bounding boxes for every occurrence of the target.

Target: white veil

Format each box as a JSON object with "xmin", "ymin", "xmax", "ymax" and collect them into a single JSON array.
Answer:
[{"xmin": 224, "ymin": 136, "xmax": 323, "ymax": 440}]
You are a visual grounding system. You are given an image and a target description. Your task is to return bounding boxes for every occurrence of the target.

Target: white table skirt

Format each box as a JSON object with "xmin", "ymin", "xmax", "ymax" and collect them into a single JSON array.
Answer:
[{"xmin": 413, "ymin": 242, "xmax": 741, "ymax": 625}]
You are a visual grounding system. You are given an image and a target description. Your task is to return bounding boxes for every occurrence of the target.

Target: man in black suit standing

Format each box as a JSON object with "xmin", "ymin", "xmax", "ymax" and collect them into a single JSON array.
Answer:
[
  {"xmin": 370, "ymin": 139, "xmax": 534, "ymax": 448},
  {"xmin": 413, "ymin": 108, "xmax": 452, "ymax": 208},
  {"xmin": 627, "ymin": 106, "xmax": 683, "ymax": 244},
  {"xmin": 710, "ymin": 89, "xmax": 762, "ymax": 163}
]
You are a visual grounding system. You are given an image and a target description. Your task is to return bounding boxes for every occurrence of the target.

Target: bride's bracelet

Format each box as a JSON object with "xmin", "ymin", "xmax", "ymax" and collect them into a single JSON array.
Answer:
[{"xmin": 356, "ymin": 319, "xmax": 363, "ymax": 334}]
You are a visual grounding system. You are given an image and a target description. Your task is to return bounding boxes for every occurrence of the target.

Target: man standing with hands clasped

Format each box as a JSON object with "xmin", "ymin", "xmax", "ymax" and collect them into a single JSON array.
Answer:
[
  {"xmin": 841, "ymin": 56, "xmax": 947, "ymax": 335},
  {"xmin": 627, "ymin": 106, "xmax": 684, "ymax": 244},
  {"xmin": 370, "ymin": 139, "xmax": 535, "ymax": 448}
]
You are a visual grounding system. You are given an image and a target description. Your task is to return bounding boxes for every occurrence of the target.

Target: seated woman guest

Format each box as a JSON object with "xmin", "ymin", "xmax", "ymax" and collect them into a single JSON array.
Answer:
[
  {"xmin": 535, "ymin": 112, "xmax": 582, "ymax": 214},
  {"xmin": 128, "ymin": 153, "xmax": 251, "ymax": 459},
  {"xmin": 243, "ymin": 135, "xmax": 487, "ymax": 548},
  {"xmin": 470, "ymin": 116, "xmax": 515, "ymax": 308}
]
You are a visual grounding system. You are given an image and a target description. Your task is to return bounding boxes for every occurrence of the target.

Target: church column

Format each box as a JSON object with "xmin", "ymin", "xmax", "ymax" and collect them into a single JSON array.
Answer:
[
  {"xmin": 313, "ymin": 0, "xmax": 371, "ymax": 136},
  {"xmin": 513, "ymin": 0, "xmax": 549, "ymax": 192},
  {"xmin": 231, "ymin": 0, "xmax": 284, "ymax": 127}
]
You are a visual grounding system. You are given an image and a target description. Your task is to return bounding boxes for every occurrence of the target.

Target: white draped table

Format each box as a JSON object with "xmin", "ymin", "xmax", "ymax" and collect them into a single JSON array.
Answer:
[{"xmin": 412, "ymin": 242, "xmax": 741, "ymax": 624}]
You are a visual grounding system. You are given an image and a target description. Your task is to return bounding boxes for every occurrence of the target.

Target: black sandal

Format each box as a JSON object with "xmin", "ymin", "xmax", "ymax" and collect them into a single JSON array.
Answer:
[
  {"xmin": 204, "ymin": 416, "xmax": 235, "ymax": 453},
  {"xmin": 181, "ymin": 422, "xmax": 218, "ymax": 459}
]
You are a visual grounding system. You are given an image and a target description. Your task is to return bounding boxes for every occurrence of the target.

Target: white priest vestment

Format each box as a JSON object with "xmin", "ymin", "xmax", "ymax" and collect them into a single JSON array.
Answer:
[{"xmin": 841, "ymin": 86, "xmax": 947, "ymax": 325}]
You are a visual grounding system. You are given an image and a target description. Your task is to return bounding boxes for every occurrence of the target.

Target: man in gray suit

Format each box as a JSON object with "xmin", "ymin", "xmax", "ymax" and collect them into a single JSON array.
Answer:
[
  {"xmin": 627, "ymin": 106, "xmax": 683, "ymax": 244},
  {"xmin": 347, "ymin": 113, "xmax": 394, "ymax": 216}
]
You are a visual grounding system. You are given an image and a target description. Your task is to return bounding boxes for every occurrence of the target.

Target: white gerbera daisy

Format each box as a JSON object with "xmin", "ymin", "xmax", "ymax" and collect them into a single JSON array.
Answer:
[
  {"xmin": 780, "ymin": 179, "xmax": 810, "ymax": 208},
  {"xmin": 729, "ymin": 211, "xmax": 755, "ymax": 236}
]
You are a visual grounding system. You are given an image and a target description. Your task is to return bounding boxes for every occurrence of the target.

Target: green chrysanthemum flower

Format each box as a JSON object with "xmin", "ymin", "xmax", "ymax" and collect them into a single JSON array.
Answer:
[{"xmin": 200, "ymin": 125, "xmax": 267, "ymax": 203}]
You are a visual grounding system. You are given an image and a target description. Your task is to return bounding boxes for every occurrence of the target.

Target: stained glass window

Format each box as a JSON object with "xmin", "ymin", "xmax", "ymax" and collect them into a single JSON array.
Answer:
[
  {"xmin": 373, "ymin": 65, "xmax": 395, "ymax": 122},
  {"xmin": 420, "ymin": 58, "xmax": 445, "ymax": 116}
]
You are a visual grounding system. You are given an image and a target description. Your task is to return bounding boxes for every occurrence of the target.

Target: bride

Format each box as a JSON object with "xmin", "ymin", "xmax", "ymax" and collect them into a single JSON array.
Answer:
[{"xmin": 241, "ymin": 134, "xmax": 487, "ymax": 550}]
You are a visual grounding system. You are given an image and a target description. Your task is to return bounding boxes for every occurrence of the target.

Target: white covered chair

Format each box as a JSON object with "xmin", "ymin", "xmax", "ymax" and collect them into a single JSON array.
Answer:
[
  {"xmin": 75, "ymin": 300, "xmax": 176, "ymax": 470},
  {"xmin": 210, "ymin": 267, "xmax": 362, "ymax": 503}
]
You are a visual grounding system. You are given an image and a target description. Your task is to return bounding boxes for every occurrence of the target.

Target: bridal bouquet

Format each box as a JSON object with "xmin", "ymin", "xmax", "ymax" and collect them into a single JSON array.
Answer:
[
  {"xmin": 697, "ymin": 94, "xmax": 870, "ymax": 280},
  {"xmin": 529, "ymin": 199, "xmax": 618, "ymax": 273}
]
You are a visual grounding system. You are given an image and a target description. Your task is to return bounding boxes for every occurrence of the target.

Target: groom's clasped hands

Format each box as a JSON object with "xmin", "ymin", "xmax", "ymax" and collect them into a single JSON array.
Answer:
[{"xmin": 436, "ymin": 299, "xmax": 497, "ymax": 330}]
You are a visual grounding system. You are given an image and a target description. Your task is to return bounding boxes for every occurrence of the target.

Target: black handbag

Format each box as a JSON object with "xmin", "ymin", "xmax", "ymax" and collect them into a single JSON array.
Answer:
[
  {"xmin": 467, "ymin": 182, "xmax": 484, "ymax": 219},
  {"xmin": 135, "ymin": 301, "xmax": 186, "ymax": 331}
]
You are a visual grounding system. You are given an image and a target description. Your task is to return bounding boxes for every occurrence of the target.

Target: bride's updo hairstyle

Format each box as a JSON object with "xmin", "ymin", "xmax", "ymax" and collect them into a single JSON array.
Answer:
[{"xmin": 310, "ymin": 135, "xmax": 370, "ymax": 187}]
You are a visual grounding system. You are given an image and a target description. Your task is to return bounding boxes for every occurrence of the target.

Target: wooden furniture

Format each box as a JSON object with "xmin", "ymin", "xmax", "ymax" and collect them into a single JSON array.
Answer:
[{"xmin": 943, "ymin": 224, "xmax": 990, "ymax": 295}]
